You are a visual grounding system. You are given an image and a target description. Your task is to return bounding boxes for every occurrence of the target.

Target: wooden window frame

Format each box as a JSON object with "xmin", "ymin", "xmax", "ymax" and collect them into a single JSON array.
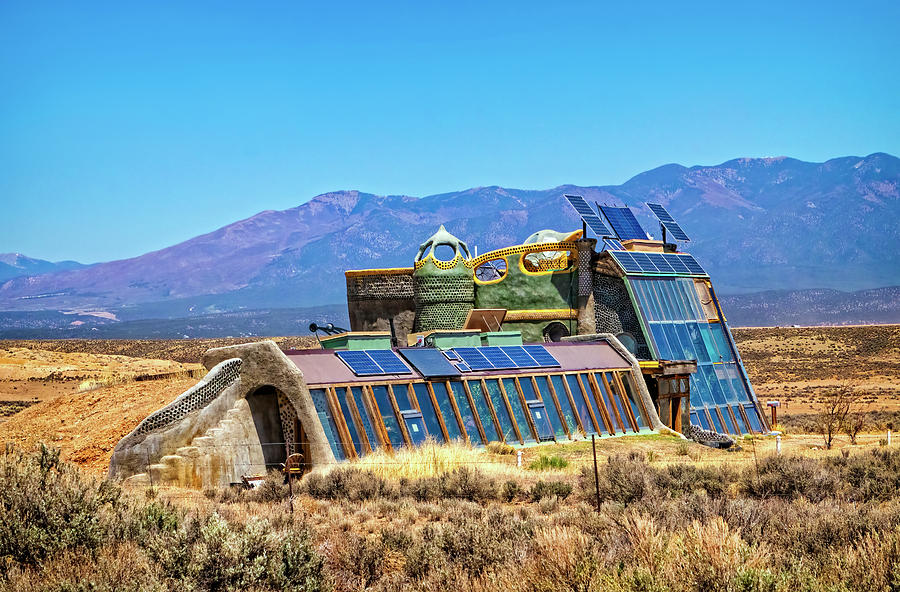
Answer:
[
  {"xmin": 479, "ymin": 378, "xmax": 506, "ymax": 443},
  {"xmin": 443, "ymin": 380, "xmax": 469, "ymax": 443},
  {"xmin": 342, "ymin": 386, "xmax": 372, "ymax": 454},
  {"xmin": 461, "ymin": 380, "xmax": 488, "ymax": 444},
  {"xmin": 573, "ymin": 373, "xmax": 602, "ymax": 434},
  {"xmin": 542, "ymin": 375, "xmax": 571, "ymax": 439},
  {"xmin": 585, "ymin": 372, "xmax": 616, "ymax": 434},
  {"xmin": 555, "ymin": 373, "xmax": 586, "ymax": 434},
  {"xmin": 513, "ymin": 377, "xmax": 540, "ymax": 441},
  {"xmin": 496, "ymin": 378, "xmax": 525, "ymax": 444}
]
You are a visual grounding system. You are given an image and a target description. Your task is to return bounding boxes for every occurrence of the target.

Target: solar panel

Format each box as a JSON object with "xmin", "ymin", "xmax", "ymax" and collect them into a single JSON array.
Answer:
[
  {"xmin": 603, "ymin": 238, "xmax": 625, "ymax": 250},
  {"xmin": 398, "ymin": 348, "xmax": 461, "ymax": 378},
  {"xmin": 368, "ymin": 350, "xmax": 412, "ymax": 374},
  {"xmin": 523, "ymin": 345, "xmax": 560, "ymax": 367},
  {"xmin": 442, "ymin": 350, "xmax": 460, "ymax": 362},
  {"xmin": 335, "ymin": 350, "xmax": 385, "ymax": 376},
  {"xmin": 646, "ymin": 203, "xmax": 691, "ymax": 242},
  {"xmin": 599, "ymin": 206, "xmax": 649, "ymax": 240},
  {"xmin": 480, "ymin": 347, "xmax": 515, "ymax": 368},
  {"xmin": 503, "ymin": 346, "xmax": 539, "ymax": 368},
  {"xmin": 677, "ymin": 254, "xmax": 707, "ymax": 275},
  {"xmin": 456, "ymin": 362, "xmax": 472, "ymax": 372},
  {"xmin": 564, "ymin": 194, "xmax": 612, "ymax": 237},
  {"xmin": 609, "ymin": 250, "xmax": 708, "ymax": 277},
  {"xmin": 454, "ymin": 347, "xmax": 494, "ymax": 371}
]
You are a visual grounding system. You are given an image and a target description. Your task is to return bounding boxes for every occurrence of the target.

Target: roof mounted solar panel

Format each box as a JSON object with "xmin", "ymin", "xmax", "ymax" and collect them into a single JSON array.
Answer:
[
  {"xmin": 480, "ymin": 347, "xmax": 515, "ymax": 368},
  {"xmin": 603, "ymin": 238, "xmax": 625, "ymax": 251},
  {"xmin": 564, "ymin": 194, "xmax": 612, "ymax": 238},
  {"xmin": 609, "ymin": 250, "xmax": 708, "ymax": 277},
  {"xmin": 336, "ymin": 350, "xmax": 413, "ymax": 376},
  {"xmin": 609, "ymin": 250, "xmax": 643, "ymax": 273},
  {"xmin": 454, "ymin": 347, "xmax": 494, "ymax": 371},
  {"xmin": 665, "ymin": 254, "xmax": 693, "ymax": 274},
  {"xmin": 502, "ymin": 346, "xmax": 539, "ymax": 368},
  {"xmin": 646, "ymin": 203, "xmax": 691, "ymax": 242},
  {"xmin": 599, "ymin": 206, "xmax": 650, "ymax": 240},
  {"xmin": 677, "ymin": 254, "xmax": 707, "ymax": 275},
  {"xmin": 522, "ymin": 345, "xmax": 561, "ymax": 367},
  {"xmin": 398, "ymin": 348, "xmax": 461, "ymax": 378}
]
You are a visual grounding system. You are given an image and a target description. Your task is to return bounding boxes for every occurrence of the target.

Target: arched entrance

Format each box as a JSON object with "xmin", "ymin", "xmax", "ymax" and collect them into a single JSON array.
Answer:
[{"xmin": 246, "ymin": 385, "xmax": 287, "ymax": 471}]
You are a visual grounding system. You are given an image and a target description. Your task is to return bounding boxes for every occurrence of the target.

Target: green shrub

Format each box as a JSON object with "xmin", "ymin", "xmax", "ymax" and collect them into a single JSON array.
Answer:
[
  {"xmin": 530, "ymin": 480, "xmax": 573, "ymax": 502},
  {"xmin": 528, "ymin": 454, "xmax": 568, "ymax": 471}
]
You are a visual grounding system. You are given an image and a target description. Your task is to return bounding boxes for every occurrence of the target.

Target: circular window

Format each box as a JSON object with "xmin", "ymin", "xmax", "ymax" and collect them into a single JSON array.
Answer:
[{"xmin": 542, "ymin": 321, "xmax": 571, "ymax": 342}]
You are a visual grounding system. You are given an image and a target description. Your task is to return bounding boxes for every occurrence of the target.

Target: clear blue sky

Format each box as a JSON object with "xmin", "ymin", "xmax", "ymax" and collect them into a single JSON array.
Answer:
[{"xmin": 2, "ymin": 1, "xmax": 898, "ymax": 263}]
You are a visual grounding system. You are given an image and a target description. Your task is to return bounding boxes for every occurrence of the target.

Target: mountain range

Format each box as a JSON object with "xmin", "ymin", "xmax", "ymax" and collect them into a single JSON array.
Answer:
[
  {"xmin": 0, "ymin": 253, "xmax": 87, "ymax": 283},
  {"xmin": 1, "ymin": 153, "xmax": 898, "ymax": 332}
]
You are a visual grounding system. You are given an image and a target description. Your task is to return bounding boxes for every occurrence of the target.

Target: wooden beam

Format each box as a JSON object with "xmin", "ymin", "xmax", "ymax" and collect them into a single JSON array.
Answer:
[
  {"xmin": 514, "ymin": 377, "xmax": 539, "ymax": 441},
  {"xmin": 543, "ymin": 375, "xmax": 571, "ymax": 439},
  {"xmin": 387, "ymin": 384, "xmax": 412, "ymax": 446},
  {"xmin": 611, "ymin": 372, "xmax": 640, "ymax": 432},
  {"xmin": 530, "ymin": 376, "xmax": 557, "ymax": 442},
  {"xmin": 574, "ymin": 374, "xmax": 602, "ymax": 434},
  {"xmin": 425, "ymin": 382, "xmax": 450, "ymax": 442},
  {"xmin": 597, "ymin": 373, "xmax": 625, "ymax": 433},
  {"xmin": 558, "ymin": 374, "xmax": 585, "ymax": 434},
  {"xmin": 326, "ymin": 387, "xmax": 357, "ymax": 459},
  {"xmin": 586, "ymin": 372, "xmax": 616, "ymax": 434},
  {"xmin": 364, "ymin": 385, "xmax": 392, "ymax": 451}
]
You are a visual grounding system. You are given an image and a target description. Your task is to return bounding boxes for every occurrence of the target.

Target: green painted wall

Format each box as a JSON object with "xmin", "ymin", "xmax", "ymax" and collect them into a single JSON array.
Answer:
[{"xmin": 474, "ymin": 253, "xmax": 577, "ymax": 311}]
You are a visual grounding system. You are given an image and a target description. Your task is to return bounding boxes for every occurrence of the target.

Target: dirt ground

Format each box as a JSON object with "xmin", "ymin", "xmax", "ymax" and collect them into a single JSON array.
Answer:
[{"xmin": 0, "ymin": 326, "xmax": 896, "ymax": 477}]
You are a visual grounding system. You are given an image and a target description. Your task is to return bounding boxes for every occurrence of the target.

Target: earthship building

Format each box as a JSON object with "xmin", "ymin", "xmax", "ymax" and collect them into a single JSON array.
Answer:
[{"xmin": 109, "ymin": 197, "xmax": 767, "ymax": 487}]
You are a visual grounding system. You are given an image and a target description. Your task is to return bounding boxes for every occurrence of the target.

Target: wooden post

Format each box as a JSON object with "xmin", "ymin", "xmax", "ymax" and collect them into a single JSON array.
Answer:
[
  {"xmin": 591, "ymin": 434, "xmax": 601, "ymax": 512},
  {"xmin": 285, "ymin": 440, "xmax": 294, "ymax": 515}
]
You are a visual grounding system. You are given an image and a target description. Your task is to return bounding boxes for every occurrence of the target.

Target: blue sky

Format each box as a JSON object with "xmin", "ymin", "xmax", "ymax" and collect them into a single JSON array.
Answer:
[{"xmin": 1, "ymin": 1, "xmax": 898, "ymax": 263}]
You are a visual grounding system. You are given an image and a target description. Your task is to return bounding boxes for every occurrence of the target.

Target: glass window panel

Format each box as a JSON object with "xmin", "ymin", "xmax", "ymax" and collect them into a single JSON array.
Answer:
[
  {"xmin": 467, "ymin": 381, "xmax": 499, "ymax": 443},
  {"xmin": 336, "ymin": 388, "xmax": 363, "ymax": 456},
  {"xmin": 518, "ymin": 377, "xmax": 537, "ymax": 401},
  {"xmin": 412, "ymin": 383, "xmax": 445, "ymax": 442},
  {"xmin": 619, "ymin": 373, "xmax": 647, "ymax": 429},
  {"xmin": 551, "ymin": 375, "xmax": 579, "ymax": 434},
  {"xmin": 450, "ymin": 382, "xmax": 483, "ymax": 444},
  {"xmin": 720, "ymin": 406, "xmax": 738, "ymax": 434},
  {"xmin": 434, "ymin": 383, "xmax": 463, "ymax": 441},
  {"xmin": 673, "ymin": 323, "xmax": 697, "ymax": 361},
  {"xmin": 677, "ymin": 279, "xmax": 705, "ymax": 320},
  {"xmin": 726, "ymin": 363, "xmax": 751, "ymax": 404},
  {"xmin": 687, "ymin": 322, "xmax": 712, "ymax": 363},
  {"xmin": 694, "ymin": 408, "xmax": 711, "ymax": 431},
  {"xmin": 310, "ymin": 389, "xmax": 346, "ymax": 460},
  {"xmin": 731, "ymin": 405, "xmax": 749, "ymax": 434},
  {"xmin": 698, "ymin": 324, "xmax": 721, "ymax": 362},
  {"xmin": 633, "ymin": 280, "xmax": 657, "ymax": 321},
  {"xmin": 371, "ymin": 385, "xmax": 405, "ymax": 448},
  {"xmin": 744, "ymin": 405, "xmax": 764, "ymax": 432},
  {"xmin": 503, "ymin": 378, "xmax": 535, "ymax": 442},
  {"xmin": 392, "ymin": 385, "xmax": 414, "ymax": 410},
  {"xmin": 650, "ymin": 324, "xmax": 673, "ymax": 360},
  {"xmin": 534, "ymin": 376, "xmax": 567, "ymax": 438},
  {"xmin": 583, "ymin": 373, "xmax": 613, "ymax": 434},
  {"xmin": 662, "ymin": 324, "xmax": 686, "ymax": 360},
  {"xmin": 484, "ymin": 379, "xmax": 517, "ymax": 442},
  {"xmin": 565, "ymin": 374, "xmax": 595, "ymax": 434},
  {"xmin": 350, "ymin": 386, "xmax": 379, "ymax": 451},
  {"xmin": 701, "ymin": 366, "xmax": 728, "ymax": 406},
  {"xmin": 648, "ymin": 281, "xmax": 673, "ymax": 321},
  {"xmin": 605, "ymin": 372, "xmax": 633, "ymax": 432},
  {"xmin": 404, "ymin": 415, "xmax": 429, "ymax": 445},
  {"xmin": 710, "ymin": 324, "xmax": 735, "ymax": 362},
  {"xmin": 660, "ymin": 281, "xmax": 685, "ymax": 320},
  {"xmin": 689, "ymin": 370, "xmax": 716, "ymax": 409},
  {"xmin": 715, "ymin": 365, "xmax": 740, "ymax": 404},
  {"xmin": 708, "ymin": 409, "xmax": 724, "ymax": 433}
]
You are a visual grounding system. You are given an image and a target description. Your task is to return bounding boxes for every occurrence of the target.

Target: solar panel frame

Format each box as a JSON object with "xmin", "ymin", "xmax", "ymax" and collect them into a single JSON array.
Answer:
[
  {"xmin": 646, "ymin": 203, "xmax": 691, "ymax": 242},
  {"xmin": 603, "ymin": 238, "xmax": 625, "ymax": 250},
  {"xmin": 335, "ymin": 350, "xmax": 384, "ymax": 376},
  {"xmin": 367, "ymin": 350, "xmax": 413, "ymax": 374},
  {"xmin": 678, "ymin": 254, "xmax": 707, "ymax": 275},
  {"xmin": 599, "ymin": 206, "xmax": 650, "ymax": 240},
  {"xmin": 609, "ymin": 250, "xmax": 708, "ymax": 277}
]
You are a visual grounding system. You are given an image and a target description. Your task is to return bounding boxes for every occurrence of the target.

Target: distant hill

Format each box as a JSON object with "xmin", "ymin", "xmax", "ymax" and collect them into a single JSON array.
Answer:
[
  {"xmin": 0, "ymin": 253, "xmax": 87, "ymax": 283},
  {"xmin": 720, "ymin": 286, "xmax": 900, "ymax": 327},
  {"xmin": 0, "ymin": 153, "xmax": 897, "ymax": 325}
]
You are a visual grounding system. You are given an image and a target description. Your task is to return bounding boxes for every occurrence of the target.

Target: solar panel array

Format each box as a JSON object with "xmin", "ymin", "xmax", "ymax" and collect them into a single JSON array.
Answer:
[
  {"xmin": 603, "ymin": 238, "xmax": 625, "ymax": 251},
  {"xmin": 599, "ymin": 206, "xmax": 650, "ymax": 240},
  {"xmin": 609, "ymin": 251, "xmax": 708, "ymax": 277},
  {"xmin": 564, "ymin": 194, "xmax": 612, "ymax": 238},
  {"xmin": 452, "ymin": 345, "xmax": 560, "ymax": 371},
  {"xmin": 646, "ymin": 203, "xmax": 691, "ymax": 242},
  {"xmin": 336, "ymin": 350, "xmax": 413, "ymax": 376}
]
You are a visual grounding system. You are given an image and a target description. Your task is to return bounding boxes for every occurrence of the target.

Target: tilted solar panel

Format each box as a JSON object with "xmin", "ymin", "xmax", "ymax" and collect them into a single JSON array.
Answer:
[
  {"xmin": 398, "ymin": 348, "xmax": 461, "ymax": 378},
  {"xmin": 665, "ymin": 254, "xmax": 693, "ymax": 274},
  {"xmin": 480, "ymin": 347, "xmax": 515, "ymax": 368},
  {"xmin": 609, "ymin": 250, "xmax": 708, "ymax": 277},
  {"xmin": 646, "ymin": 203, "xmax": 691, "ymax": 242},
  {"xmin": 603, "ymin": 238, "xmax": 625, "ymax": 251},
  {"xmin": 677, "ymin": 254, "xmax": 707, "ymax": 275},
  {"xmin": 599, "ymin": 206, "xmax": 650, "ymax": 240},
  {"xmin": 609, "ymin": 250, "xmax": 643, "ymax": 273},
  {"xmin": 646, "ymin": 252, "xmax": 676, "ymax": 274},
  {"xmin": 564, "ymin": 194, "xmax": 612, "ymax": 237}
]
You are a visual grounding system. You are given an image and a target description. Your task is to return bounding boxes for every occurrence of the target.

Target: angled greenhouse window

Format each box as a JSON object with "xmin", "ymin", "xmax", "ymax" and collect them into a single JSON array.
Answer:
[
  {"xmin": 310, "ymin": 388, "xmax": 346, "ymax": 461},
  {"xmin": 503, "ymin": 378, "xmax": 535, "ymax": 442},
  {"xmin": 412, "ymin": 383, "xmax": 446, "ymax": 442},
  {"xmin": 533, "ymin": 376, "xmax": 567, "ymax": 439},
  {"xmin": 450, "ymin": 382, "xmax": 483, "ymax": 444},
  {"xmin": 370, "ymin": 385, "xmax": 405, "ymax": 449},
  {"xmin": 551, "ymin": 375, "xmax": 580, "ymax": 434},
  {"xmin": 336, "ymin": 387, "xmax": 365, "ymax": 456},
  {"xmin": 467, "ymin": 380, "xmax": 500, "ymax": 443},
  {"xmin": 483, "ymin": 379, "xmax": 519, "ymax": 443},
  {"xmin": 433, "ymin": 382, "xmax": 464, "ymax": 441},
  {"xmin": 350, "ymin": 386, "xmax": 380, "ymax": 451}
]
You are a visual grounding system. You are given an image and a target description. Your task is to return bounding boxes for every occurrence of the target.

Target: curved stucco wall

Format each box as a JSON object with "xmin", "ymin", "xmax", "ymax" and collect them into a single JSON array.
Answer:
[{"xmin": 108, "ymin": 340, "xmax": 336, "ymax": 488}]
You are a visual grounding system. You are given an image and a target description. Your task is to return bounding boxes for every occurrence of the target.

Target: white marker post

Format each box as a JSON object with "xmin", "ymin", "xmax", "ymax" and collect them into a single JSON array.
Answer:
[{"xmin": 776, "ymin": 434, "xmax": 782, "ymax": 455}]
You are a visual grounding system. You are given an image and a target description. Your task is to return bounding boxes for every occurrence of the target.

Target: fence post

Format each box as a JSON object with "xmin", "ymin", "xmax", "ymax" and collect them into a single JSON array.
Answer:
[
  {"xmin": 591, "ymin": 434, "xmax": 601, "ymax": 512},
  {"xmin": 516, "ymin": 450, "xmax": 523, "ymax": 468},
  {"xmin": 775, "ymin": 434, "xmax": 782, "ymax": 455},
  {"xmin": 889, "ymin": 430, "xmax": 893, "ymax": 446}
]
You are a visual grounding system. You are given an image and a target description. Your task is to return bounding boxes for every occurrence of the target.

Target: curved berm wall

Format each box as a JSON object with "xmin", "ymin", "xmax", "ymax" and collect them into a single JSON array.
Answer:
[{"xmin": 108, "ymin": 340, "xmax": 335, "ymax": 488}]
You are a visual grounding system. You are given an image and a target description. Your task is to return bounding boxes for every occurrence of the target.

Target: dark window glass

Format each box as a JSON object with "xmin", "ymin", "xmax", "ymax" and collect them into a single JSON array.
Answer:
[
  {"xmin": 709, "ymin": 408, "xmax": 725, "ymax": 433},
  {"xmin": 350, "ymin": 386, "xmax": 379, "ymax": 450},
  {"xmin": 550, "ymin": 375, "xmax": 579, "ymax": 434},
  {"xmin": 744, "ymin": 405, "xmax": 764, "ymax": 432},
  {"xmin": 392, "ymin": 384, "xmax": 414, "ymax": 410},
  {"xmin": 467, "ymin": 381, "xmax": 500, "ymax": 443},
  {"xmin": 433, "ymin": 383, "xmax": 463, "ymax": 441},
  {"xmin": 336, "ymin": 388, "xmax": 363, "ymax": 456},
  {"xmin": 371, "ymin": 385, "xmax": 405, "ymax": 448},
  {"xmin": 578, "ymin": 374, "xmax": 606, "ymax": 433},
  {"xmin": 404, "ymin": 415, "xmax": 429, "ymax": 445},
  {"xmin": 450, "ymin": 382, "xmax": 482, "ymax": 443},
  {"xmin": 534, "ymin": 376, "xmax": 567, "ymax": 438},
  {"xmin": 503, "ymin": 378, "xmax": 535, "ymax": 442},
  {"xmin": 565, "ymin": 374, "xmax": 596, "ymax": 433},
  {"xmin": 310, "ymin": 389, "xmax": 345, "ymax": 460},
  {"xmin": 484, "ymin": 379, "xmax": 517, "ymax": 442},
  {"xmin": 731, "ymin": 405, "xmax": 749, "ymax": 434},
  {"xmin": 588, "ymin": 373, "xmax": 616, "ymax": 433},
  {"xmin": 695, "ymin": 408, "xmax": 711, "ymax": 431},
  {"xmin": 604, "ymin": 372, "xmax": 633, "ymax": 432},
  {"xmin": 412, "ymin": 383, "xmax": 445, "ymax": 442},
  {"xmin": 618, "ymin": 373, "xmax": 647, "ymax": 429}
]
